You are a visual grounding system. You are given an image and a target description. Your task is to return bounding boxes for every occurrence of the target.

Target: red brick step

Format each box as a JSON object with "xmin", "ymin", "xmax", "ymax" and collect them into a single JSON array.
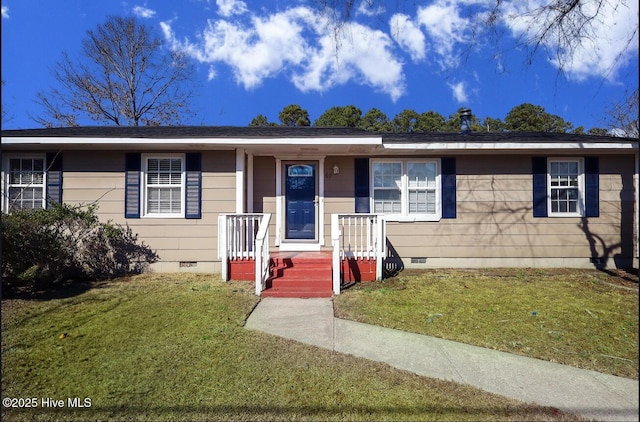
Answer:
[{"xmin": 262, "ymin": 252, "xmax": 333, "ymax": 298}]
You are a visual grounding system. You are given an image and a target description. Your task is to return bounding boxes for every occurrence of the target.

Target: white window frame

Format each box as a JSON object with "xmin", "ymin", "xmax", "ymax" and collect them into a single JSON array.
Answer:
[
  {"xmin": 371, "ymin": 158, "xmax": 441, "ymax": 222},
  {"xmin": 141, "ymin": 153, "xmax": 185, "ymax": 218},
  {"xmin": 547, "ymin": 157, "xmax": 585, "ymax": 217},
  {"xmin": 1, "ymin": 154, "xmax": 47, "ymax": 213}
]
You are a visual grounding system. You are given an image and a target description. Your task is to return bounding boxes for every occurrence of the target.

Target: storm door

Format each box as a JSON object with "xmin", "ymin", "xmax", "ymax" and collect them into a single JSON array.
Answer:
[{"xmin": 284, "ymin": 163, "xmax": 317, "ymax": 240}]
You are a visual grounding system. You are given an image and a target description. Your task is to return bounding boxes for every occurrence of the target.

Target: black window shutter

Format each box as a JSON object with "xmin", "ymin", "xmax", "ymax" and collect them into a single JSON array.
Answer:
[
  {"xmin": 532, "ymin": 157, "xmax": 548, "ymax": 218},
  {"xmin": 584, "ymin": 156, "xmax": 599, "ymax": 217},
  {"xmin": 185, "ymin": 152, "xmax": 202, "ymax": 219},
  {"xmin": 441, "ymin": 157, "xmax": 456, "ymax": 219},
  {"xmin": 354, "ymin": 158, "xmax": 370, "ymax": 213},
  {"xmin": 125, "ymin": 153, "xmax": 141, "ymax": 218},
  {"xmin": 45, "ymin": 152, "xmax": 63, "ymax": 207}
]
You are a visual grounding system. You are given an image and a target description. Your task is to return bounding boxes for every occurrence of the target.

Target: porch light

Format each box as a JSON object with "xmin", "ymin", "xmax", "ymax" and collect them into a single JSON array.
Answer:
[
  {"xmin": 460, "ymin": 108, "xmax": 472, "ymax": 133},
  {"xmin": 333, "ymin": 164, "xmax": 340, "ymax": 174}
]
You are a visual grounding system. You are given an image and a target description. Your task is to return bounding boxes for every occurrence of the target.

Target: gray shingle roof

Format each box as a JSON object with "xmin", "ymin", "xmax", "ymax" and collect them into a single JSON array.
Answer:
[
  {"xmin": 1, "ymin": 125, "xmax": 636, "ymax": 143},
  {"xmin": 0, "ymin": 126, "xmax": 370, "ymax": 139}
]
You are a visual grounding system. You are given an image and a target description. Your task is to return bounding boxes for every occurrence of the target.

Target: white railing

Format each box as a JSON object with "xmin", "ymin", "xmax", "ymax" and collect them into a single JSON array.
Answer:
[
  {"xmin": 331, "ymin": 214, "xmax": 386, "ymax": 294},
  {"xmin": 218, "ymin": 213, "xmax": 270, "ymax": 282},
  {"xmin": 254, "ymin": 213, "xmax": 272, "ymax": 295}
]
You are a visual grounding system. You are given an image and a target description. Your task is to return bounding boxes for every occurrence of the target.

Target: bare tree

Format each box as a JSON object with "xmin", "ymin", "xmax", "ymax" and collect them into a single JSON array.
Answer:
[
  {"xmin": 35, "ymin": 16, "xmax": 195, "ymax": 127},
  {"xmin": 313, "ymin": 0, "xmax": 638, "ymax": 74},
  {"xmin": 605, "ymin": 87, "xmax": 639, "ymax": 137},
  {"xmin": 1, "ymin": 80, "xmax": 13, "ymax": 126},
  {"xmin": 485, "ymin": 0, "xmax": 638, "ymax": 72}
]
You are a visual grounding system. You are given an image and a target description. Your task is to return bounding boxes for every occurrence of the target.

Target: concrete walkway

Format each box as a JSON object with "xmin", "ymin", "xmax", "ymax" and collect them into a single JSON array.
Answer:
[{"xmin": 245, "ymin": 297, "xmax": 639, "ymax": 422}]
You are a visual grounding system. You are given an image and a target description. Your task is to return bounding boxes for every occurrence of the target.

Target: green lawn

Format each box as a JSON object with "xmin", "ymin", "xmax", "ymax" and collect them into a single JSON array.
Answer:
[
  {"xmin": 2, "ymin": 273, "xmax": 581, "ymax": 421},
  {"xmin": 334, "ymin": 268, "xmax": 639, "ymax": 379}
]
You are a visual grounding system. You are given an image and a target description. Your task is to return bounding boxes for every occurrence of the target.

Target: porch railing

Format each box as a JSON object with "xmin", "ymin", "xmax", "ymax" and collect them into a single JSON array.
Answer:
[
  {"xmin": 218, "ymin": 213, "xmax": 271, "ymax": 285},
  {"xmin": 331, "ymin": 213, "xmax": 386, "ymax": 294},
  {"xmin": 254, "ymin": 213, "xmax": 272, "ymax": 295}
]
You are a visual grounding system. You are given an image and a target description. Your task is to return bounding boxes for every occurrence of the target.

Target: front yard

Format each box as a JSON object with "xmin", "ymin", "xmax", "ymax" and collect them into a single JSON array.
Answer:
[
  {"xmin": 335, "ymin": 268, "xmax": 639, "ymax": 379},
  {"xmin": 0, "ymin": 272, "xmax": 589, "ymax": 421}
]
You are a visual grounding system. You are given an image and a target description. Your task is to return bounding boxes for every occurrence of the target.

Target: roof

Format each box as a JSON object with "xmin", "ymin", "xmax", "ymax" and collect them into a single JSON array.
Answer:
[
  {"xmin": 1, "ymin": 126, "xmax": 637, "ymax": 155},
  {"xmin": 1, "ymin": 125, "xmax": 637, "ymax": 142},
  {"xmin": 0, "ymin": 126, "xmax": 371, "ymax": 139}
]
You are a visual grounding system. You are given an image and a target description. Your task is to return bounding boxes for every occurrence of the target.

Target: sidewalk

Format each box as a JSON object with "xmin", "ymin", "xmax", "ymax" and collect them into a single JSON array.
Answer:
[{"xmin": 245, "ymin": 297, "xmax": 639, "ymax": 422}]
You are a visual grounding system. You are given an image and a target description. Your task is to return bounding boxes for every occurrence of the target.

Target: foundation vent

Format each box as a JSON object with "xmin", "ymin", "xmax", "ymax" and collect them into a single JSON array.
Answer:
[{"xmin": 179, "ymin": 261, "xmax": 197, "ymax": 268}]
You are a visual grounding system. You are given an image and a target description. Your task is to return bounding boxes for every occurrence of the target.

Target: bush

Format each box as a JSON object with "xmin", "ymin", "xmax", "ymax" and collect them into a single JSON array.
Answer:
[{"xmin": 1, "ymin": 203, "xmax": 158, "ymax": 291}]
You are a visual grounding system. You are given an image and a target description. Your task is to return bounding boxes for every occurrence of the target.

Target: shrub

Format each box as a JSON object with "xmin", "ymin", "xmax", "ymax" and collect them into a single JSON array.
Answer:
[{"xmin": 1, "ymin": 203, "xmax": 158, "ymax": 291}]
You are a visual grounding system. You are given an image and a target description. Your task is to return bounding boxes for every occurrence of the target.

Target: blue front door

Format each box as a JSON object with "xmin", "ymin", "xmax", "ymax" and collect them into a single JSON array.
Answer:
[{"xmin": 285, "ymin": 163, "xmax": 316, "ymax": 240}]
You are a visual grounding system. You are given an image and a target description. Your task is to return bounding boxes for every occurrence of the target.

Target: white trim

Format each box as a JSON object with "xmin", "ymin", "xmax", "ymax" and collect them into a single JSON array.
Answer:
[
  {"xmin": 277, "ymin": 159, "xmax": 324, "ymax": 250},
  {"xmin": 141, "ymin": 153, "xmax": 185, "ymax": 218},
  {"xmin": 236, "ymin": 148, "xmax": 245, "ymax": 213},
  {"xmin": 278, "ymin": 242, "xmax": 322, "ymax": 252},
  {"xmin": 275, "ymin": 158, "xmax": 282, "ymax": 245},
  {"xmin": 1, "ymin": 136, "xmax": 382, "ymax": 146},
  {"xmin": 371, "ymin": 158, "xmax": 442, "ymax": 222},
  {"xmin": 318, "ymin": 157, "xmax": 325, "ymax": 247},
  {"xmin": 547, "ymin": 157, "xmax": 585, "ymax": 217},
  {"xmin": 382, "ymin": 141, "xmax": 638, "ymax": 151},
  {"xmin": 1, "ymin": 153, "xmax": 47, "ymax": 212},
  {"xmin": 247, "ymin": 153, "xmax": 254, "ymax": 213}
]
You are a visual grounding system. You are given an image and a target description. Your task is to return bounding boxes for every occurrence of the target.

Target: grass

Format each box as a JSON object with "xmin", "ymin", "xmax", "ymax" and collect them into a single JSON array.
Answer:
[
  {"xmin": 2, "ymin": 273, "xmax": 582, "ymax": 421},
  {"xmin": 334, "ymin": 268, "xmax": 639, "ymax": 379}
]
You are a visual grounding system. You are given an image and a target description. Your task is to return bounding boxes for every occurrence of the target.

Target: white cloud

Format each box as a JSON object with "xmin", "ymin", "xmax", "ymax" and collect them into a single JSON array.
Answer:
[
  {"xmin": 389, "ymin": 14, "xmax": 425, "ymax": 61},
  {"xmin": 416, "ymin": 1, "xmax": 471, "ymax": 69},
  {"xmin": 357, "ymin": 0, "xmax": 385, "ymax": 17},
  {"xmin": 448, "ymin": 81, "xmax": 468, "ymax": 103},
  {"xmin": 293, "ymin": 22, "xmax": 405, "ymax": 101},
  {"xmin": 216, "ymin": 0, "xmax": 247, "ymax": 17},
  {"xmin": 499, "ymin": 0, "xmax": 639, "ymax": 81},
  {"xmin": 133, "ymin": 5, "xmax": 156, "ymax": 18},
  {"xmin": 1, "ymin": 5, "xmax": 9, "ymax": 19},
  {"xmin": 163, "ymin": 6, "xmax": 406, "ymax": 100}
]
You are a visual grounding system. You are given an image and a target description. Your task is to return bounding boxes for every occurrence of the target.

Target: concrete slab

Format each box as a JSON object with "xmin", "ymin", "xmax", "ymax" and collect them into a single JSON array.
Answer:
[
  {"xmin": 334, "ymin": 319, "xmax": 639, "ymax": 422},
  {"xmin": 245, "ymin": 297, "xmax": 334, "ymax": 349}
]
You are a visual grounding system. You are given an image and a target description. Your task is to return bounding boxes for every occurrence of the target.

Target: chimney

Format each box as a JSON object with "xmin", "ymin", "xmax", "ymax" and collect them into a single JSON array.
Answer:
[{"xmin": 460, "ymin": 108, "xmax": 472, "ymax": 133}]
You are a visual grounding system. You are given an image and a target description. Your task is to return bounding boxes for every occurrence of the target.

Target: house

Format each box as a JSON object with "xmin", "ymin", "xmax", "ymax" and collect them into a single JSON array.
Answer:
[{"xmin": 2, "ymin": 126, "xmax": 638, "ymax": 296}]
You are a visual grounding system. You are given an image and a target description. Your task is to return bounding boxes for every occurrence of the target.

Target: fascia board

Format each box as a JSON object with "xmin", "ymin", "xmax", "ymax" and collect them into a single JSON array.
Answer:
[
  {"xmin": 1, "ymin": 136, "xmax": 383, "ymax": 146},
  {"xmin": 382, "ymin": 141, "xmax": 639, "ymax": 151}
]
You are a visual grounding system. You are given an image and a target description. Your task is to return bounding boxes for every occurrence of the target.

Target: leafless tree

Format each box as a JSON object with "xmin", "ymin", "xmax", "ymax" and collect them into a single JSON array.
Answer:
[
  {"xmin": 35, "ymin": 16, "xmax": 195, "ymax": 127},
  {"xmin": 605, "ymin": 87, "xmax": 639, "ymax": 137},
  {"xmin": 1, "ymin": 80, "xmax": 13, "ymax": 126},
  {"xmin": 486, "ymin": 0, "xmax": 638, "ymax": 71},
  {"xmin": 313, "ymin": 0, "xmax": 638, "ymax": 74}
]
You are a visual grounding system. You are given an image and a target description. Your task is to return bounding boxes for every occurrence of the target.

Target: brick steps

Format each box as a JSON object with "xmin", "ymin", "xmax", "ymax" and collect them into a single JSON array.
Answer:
[{"xmin": 261, "ymin": 252, "xmax": 333, "ymax": 298}]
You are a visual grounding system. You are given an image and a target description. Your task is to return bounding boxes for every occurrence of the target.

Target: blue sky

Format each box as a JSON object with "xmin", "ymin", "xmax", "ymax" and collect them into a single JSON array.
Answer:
[{"xmin": 1, "ymin": 0, "xmax": 638, "ymax": 130}]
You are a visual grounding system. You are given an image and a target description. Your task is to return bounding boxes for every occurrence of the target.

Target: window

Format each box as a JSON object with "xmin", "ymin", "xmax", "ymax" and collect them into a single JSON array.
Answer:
[
  {"xmin": 126, "ymin": 152, "xmax": 201, "ymax": 219},
  {"xmin": 548, "ymin": 158, "xmax": 584, "ymax": 216},
  {"xmin": 142, "ymin": 155, "xmax": 185, "ymax": 217},
  {"xmin": 4, "ymin": 156, "xmax": 46, "ymax": 211},
  {"xmin": 372, "ymin": 159, "xmax": 440, "ymax": 221},
  {"xmin": 373, "ymin": 162, "xmax": 402, "ymax": 213}
]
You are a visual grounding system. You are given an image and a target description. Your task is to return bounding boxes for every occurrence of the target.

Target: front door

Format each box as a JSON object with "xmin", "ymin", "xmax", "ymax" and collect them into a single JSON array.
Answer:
[{"xmin": 285, "ymin": 163, "xmax": 316, "ymax": 240}]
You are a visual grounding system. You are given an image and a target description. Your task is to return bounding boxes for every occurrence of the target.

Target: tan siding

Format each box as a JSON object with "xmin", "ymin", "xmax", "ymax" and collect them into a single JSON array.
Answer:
[
  {"xmin": 60, "ymin": 150, "xmax": 235, "ymax": 264},
  {"xmin": 382, "ymin": 154, "xmax": 634, "ymax": 265},
  {"xmin": 14, "ymin": 149, "xmax": 631, "ymax": 271},
  {"xmin": 252, "ymin": 156, "xmax": 276, "ymax": 213}
]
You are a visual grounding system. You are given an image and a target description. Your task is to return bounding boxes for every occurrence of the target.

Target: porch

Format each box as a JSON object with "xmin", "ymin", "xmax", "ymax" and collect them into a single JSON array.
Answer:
[{"xmin": 218, "ymin": 213, "xmax": 386, "ymax": 297}]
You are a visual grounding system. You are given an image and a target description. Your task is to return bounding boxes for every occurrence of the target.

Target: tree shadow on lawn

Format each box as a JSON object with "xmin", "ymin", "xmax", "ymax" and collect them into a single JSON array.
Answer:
[
  {"xmin": 3, "ymin": 402, "xmax": 585, "ymax": 422},
  {"xmin": 1, "ymin": 278, "xmax": 111, "ymax": 301}
]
